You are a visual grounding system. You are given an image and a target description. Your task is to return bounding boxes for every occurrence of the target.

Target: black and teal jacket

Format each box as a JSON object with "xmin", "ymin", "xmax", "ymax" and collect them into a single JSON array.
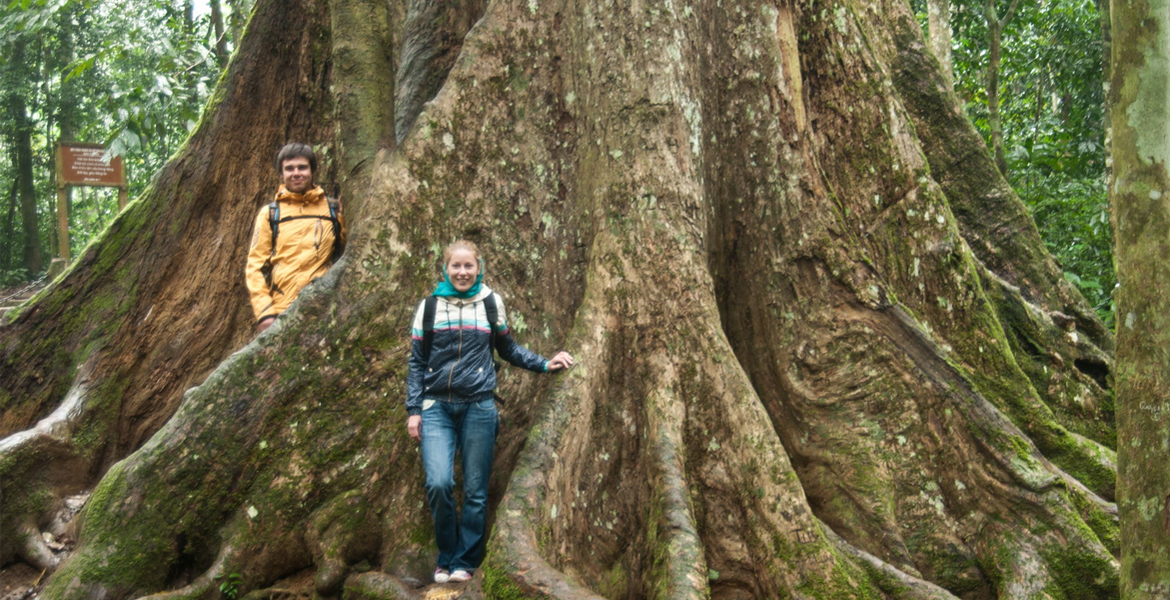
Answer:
[{"xmin": 406, "ymin": 286, "xmax": 549, "ymax": 416}]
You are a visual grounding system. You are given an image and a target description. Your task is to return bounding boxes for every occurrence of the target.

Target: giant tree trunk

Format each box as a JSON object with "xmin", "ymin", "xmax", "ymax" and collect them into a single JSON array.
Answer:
[{"xmin": 1, "ymin": 0, "xmax": 1118, "ymax": 598}]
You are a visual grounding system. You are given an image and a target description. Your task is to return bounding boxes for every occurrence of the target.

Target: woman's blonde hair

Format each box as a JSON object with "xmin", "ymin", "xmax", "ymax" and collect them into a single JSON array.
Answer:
[{"xmin": 443, "ymin": 240, "xmax": 481, "ymax": 265}]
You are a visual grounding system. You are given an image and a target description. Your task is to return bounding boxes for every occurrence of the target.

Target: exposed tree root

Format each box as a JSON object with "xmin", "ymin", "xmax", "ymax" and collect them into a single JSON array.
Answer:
[
  {"xmin": 0, "ymin": 367, "xmax": 90, "ymax": 570},
  {"xmin": 821, "ymin": 524, "xmax": 960, "ymax": 600},
  {"xmin": 487, "ymin": 281, "xmax": 611, "ymax": 600},
  {"xmin": 643, "ymin": 380, "xmax": 708, "ymax": 600},
  {"xmin": 136, "ymin": 546, "xmax": 235, "ymax": 600},
  {"xmin": 341, "ymin": 572, "xmax": 413, "ymax": 600}
]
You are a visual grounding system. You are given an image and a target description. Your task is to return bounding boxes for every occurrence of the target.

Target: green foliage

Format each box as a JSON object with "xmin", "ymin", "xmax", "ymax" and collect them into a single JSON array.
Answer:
[
  {"xmin": 916, "ymin": 0, "xmax": 1113, "ymax": 324},
  {"xmin": 1016, "ymin": 170, "xmax": 1114, "ymax": 325},
  {"xmin": 217, "ymin": 572, "xmax": 243, "ymax": 600},
  {"xmin": 0, "ymin": 268, "xmax": 30, "ymax": 287},
  {"xmin": 0, "ymin": 0, "xmax": 233, "ymax": 279}
]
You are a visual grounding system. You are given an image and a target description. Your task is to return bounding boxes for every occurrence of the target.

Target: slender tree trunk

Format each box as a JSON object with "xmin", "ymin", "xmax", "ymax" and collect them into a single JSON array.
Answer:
[
  {"xmin": 927, "ymin": 0, "xmax": 953, "ymax": 85},
  {"xmin": 7, "ymin": 38, "xmax": 43, "ymax": 276},
  {"xmin": 2, "ymin": 180, "xmax": 16, "ymax": 273},
  {"xmin": 183, "ymin": 0, "xmax": 195, "ymax": 35},
  {"xmin": 984, "ymin": 0, "xmax": 1019, "ymax": 177},
  {"xmin": 1112, "ymin": 0, "xmax": 1170, "ymax": 596},
  {"xmin": 15, "ymin": 106, "xmax": 40, "ymax": 275},
  {"xmin": 56, "ymin": 4, "xmax": 78, "ymax": 225},
  {"xmin": 227, "ymin": 0, "xmax": 251, "ymax": 48},
  {"xmin": 1098, "ymin": 0, "xmax": 1112, "ymax": 182},
  {"xmin": 210, "ymin": 0, "xmax": 229, "ymax": 63}
]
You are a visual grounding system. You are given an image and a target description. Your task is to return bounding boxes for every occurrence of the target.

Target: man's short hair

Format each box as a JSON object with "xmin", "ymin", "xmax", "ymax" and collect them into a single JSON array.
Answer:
[{"xmin": 274, "ymin": 143, "xmax": 317, "ymax": 174}]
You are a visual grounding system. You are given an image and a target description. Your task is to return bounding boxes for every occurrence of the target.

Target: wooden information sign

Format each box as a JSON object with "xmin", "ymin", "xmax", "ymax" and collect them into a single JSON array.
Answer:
[
  {"xmin": 54, "ymin": 141, "xmax": 129, "ymax": 264},
  {"xmin": 59, "ymin": 143, "xmax": 126, "ymax": 187}
]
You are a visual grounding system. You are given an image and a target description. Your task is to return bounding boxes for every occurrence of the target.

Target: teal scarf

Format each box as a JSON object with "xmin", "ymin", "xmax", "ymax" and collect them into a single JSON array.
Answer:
[{"xmin": 432, "ymin": 261, "xmax": 484, "ymax": 298}]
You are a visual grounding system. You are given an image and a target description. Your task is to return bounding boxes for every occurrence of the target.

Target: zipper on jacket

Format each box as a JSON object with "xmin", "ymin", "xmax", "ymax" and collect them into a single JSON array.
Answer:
[{"xmin": 447, "ymin": 302, "xmax": 464, "ymax": 401}]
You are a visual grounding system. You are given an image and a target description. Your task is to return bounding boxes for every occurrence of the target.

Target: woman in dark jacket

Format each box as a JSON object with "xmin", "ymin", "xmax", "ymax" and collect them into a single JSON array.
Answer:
[{"xmin": 406, "ymin": 240, "xmax": 574, "ymax": 583}]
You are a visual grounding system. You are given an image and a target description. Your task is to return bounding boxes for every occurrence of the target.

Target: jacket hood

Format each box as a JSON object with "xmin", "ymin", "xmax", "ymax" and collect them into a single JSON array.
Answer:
[{"xmin": 274, "ymin": 184, "xmax": 326, "ymax": 205}]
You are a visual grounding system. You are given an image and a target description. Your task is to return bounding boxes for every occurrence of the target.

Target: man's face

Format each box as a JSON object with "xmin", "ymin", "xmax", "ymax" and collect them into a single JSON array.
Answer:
[{"xmin": 281, "ymin": 156, "xmax": 313, "ymax": 193}]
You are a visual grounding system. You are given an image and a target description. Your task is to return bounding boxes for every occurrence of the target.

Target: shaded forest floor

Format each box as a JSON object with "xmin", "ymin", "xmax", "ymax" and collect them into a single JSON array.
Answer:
[{"xmin": 0, "ymin": 562, "xmax": 41, "ymax": 600}]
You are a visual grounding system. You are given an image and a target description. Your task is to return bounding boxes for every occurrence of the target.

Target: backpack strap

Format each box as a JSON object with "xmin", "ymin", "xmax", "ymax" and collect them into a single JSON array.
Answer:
[
  {"xmin": 327, "ymin": 199, "xmax": 343, "ymax": 260},
  {"xmin": 268, "ymin": 199, "xmax": 343, "ymax": 259},
  {"xmin": 483, "ymin": 293, "xmax": 499, "ymax": 356},
  {"xmin": 482, "ymin": 293, "xmax": 506, "ymax": 407},
  {"xmin": 421, "ymin": 295, "xmax": 439, "ymax": 364},
  {"xmin": 267, "ymin": 201, "xmax": 280, "ymax": 258}
]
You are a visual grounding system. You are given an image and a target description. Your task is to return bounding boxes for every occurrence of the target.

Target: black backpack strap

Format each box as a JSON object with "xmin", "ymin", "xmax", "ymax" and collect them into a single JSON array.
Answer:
[
  {"xmin": 421, "ymin": 295, "xmax": 439, "ymax": 364},
  {"xmin": 483, "ymin": 293, "xmax": 499, "ymax": 355},
  {"xmin": 270, "ymin": 200, "xmax": 343, "ymax": 260},
  {"xmin": 327, "ymin": 199, "xmax": 343, "ymax": 260},
  {"xmin": 482, "ymin": 293, "xmax": 506, "ymax": 407},
  {"xmin": 267, "ymin": 201, "xmax": 280, "ymax": 257},
  {"xmin": 327, "ymin": 199, "xmax": 340, "ymax": 237}
]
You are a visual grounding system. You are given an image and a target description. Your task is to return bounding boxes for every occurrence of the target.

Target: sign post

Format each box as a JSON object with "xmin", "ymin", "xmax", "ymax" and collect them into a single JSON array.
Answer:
[{"xmin": 54, "ymin": 142, "xmax": 128, "ymax": 264}]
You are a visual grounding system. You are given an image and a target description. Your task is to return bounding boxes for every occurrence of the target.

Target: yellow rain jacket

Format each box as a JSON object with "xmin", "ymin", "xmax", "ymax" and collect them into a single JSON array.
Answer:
[{"xmin": 245, "ymin": 185, "xmax": 346, "ymax": 323}]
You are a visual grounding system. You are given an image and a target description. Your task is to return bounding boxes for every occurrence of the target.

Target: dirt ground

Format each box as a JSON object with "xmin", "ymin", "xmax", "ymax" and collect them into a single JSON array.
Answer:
[{"xmin": 0, "ymin": 563, "xmax": 42, "ymax": 600}]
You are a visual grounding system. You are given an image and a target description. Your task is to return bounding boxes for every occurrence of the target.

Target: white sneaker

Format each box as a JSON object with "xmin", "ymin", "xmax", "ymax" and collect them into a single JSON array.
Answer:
[
  {"xmin": 434, "ymin": 567, "xmax": 450, "ymax": 583},
  {"xmin": 449, "ymin": 569, "xmax": 472, "ymax": 582}
]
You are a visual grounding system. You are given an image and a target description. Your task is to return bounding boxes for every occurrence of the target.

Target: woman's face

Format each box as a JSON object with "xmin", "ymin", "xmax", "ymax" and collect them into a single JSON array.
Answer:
[{"xmin": 446, "ymin": 249, "xmax": 480, "ymax": 292}]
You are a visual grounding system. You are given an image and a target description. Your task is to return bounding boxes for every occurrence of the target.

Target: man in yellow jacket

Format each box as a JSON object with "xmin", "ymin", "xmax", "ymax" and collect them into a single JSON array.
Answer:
[{"xmin": 245, "ymin": 143, "xmax": 346, "ymax": 332}]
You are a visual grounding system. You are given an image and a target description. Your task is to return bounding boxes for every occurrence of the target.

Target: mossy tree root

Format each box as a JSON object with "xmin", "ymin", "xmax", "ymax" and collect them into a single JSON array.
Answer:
[
  {"xmin": 820, "ymin": 524, "xmax": 961, "ymax": 600},
  {"xmin": 0, "ymin": 368, "xmax": 90, "ymax": 570}
]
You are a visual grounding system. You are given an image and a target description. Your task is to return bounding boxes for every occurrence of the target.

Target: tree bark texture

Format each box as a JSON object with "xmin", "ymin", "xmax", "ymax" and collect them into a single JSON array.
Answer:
[
  {"xmin": 1110, "ymin": 0, "xmax": 1170, "ymax": 596},
  {"xmin": 0, "ymin": 0, "xmax": 1119, "ymax": 598},
  {"xmin": 927, "ymin": 0, "xmax": 953, "ymax": 85}
]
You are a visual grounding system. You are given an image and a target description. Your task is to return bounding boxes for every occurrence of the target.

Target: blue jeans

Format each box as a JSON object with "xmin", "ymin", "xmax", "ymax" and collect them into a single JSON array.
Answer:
[{"xmin": 421, "ymin": 398, "xmax": 499, "ymax": 571}]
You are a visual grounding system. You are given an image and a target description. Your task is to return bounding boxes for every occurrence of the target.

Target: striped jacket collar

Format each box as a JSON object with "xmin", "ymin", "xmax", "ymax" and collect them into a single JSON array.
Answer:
[{"xmin": 438, "ymin": 285, "xmax": 493, "ymax": 307}]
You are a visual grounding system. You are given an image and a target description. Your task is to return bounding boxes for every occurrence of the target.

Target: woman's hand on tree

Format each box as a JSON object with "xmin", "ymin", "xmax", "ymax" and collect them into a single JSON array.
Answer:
[
  {"xmin": 547, "ymin": 351, "xmax": 575, "ymax": 372},
  {"xmin": 407, "ymin": 415, "xmax": 422, "ymax": 442}
]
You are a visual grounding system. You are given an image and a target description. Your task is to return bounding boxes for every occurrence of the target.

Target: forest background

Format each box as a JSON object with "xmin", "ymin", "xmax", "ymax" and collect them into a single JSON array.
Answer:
[{"xmin": 0, "ymin": 0, "xmax": 1115, "ymax": 327}]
